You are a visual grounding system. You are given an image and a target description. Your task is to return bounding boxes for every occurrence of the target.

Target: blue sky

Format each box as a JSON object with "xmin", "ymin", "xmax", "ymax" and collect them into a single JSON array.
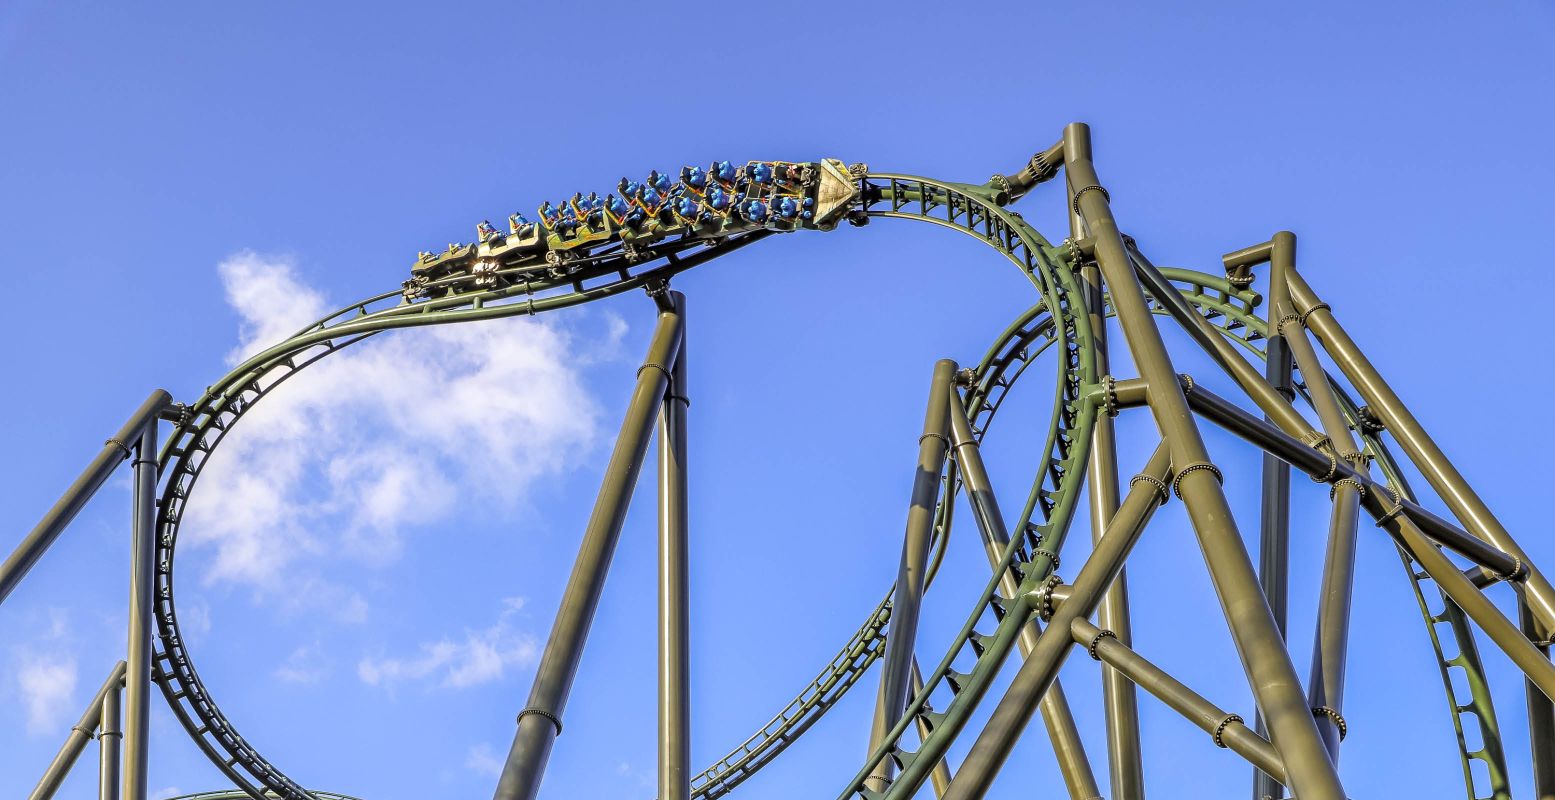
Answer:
[{"xmin": 2, "ymin": 2, "xmax": 1554, "ymax": 799}]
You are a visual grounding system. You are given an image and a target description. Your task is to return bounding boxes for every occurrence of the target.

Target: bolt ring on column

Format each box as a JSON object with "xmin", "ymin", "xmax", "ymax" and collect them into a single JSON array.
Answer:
[
  {"xmin": 1170, "ymin": 462, "xmax": 1223, "ymax": 500},
  {"xmin": 1212, "ymin": 714, "xmax": 1244, "ymax": 749},
  {"xmin": 1128, "ymin": 473, "xmax": 1170, "ymax": 507},
  {"xmin": 517, "ymin": 707, "xmax": 564, "ymax": 736}
]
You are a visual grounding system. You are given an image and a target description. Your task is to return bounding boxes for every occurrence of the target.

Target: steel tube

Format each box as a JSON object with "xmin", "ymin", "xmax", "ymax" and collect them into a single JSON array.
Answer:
[
  {"xmin": 1184, "ymin": 384, "xmax": 1523, "ymax": 576},
  {"xmin": 866, "ymin": 359, "xmax": 957, "ymax": 793},
  {"xmin": 1079, "ymin": 257, "xmax": 1145, "ymax": 800},
  {"xmin": 909, "ymin": 659, "xmax": 953, "ymax": 797},
  {"xmin": 1125, "ymin": 244, "xmax": 1314, "ymax": 440},
  {"xmin": 1286, "ymin": 269, "xmax": 1555, "ymax": 635},
  {"xmin": 940, "ymin": 442, "xmax": 1169, "ymax": 800},
  {"xmin": 947, "ymin": 385, "xmax": 1102, "ymax": 800},
  {"xmin": 100, "ymin": 673, "xmax": 123, "ymax": 800},
  {"xmin": 1520, "ymin": 598, "xmax": 1555, "ymax": 800},
  {"xmin": 1061, "ymin": 122, "xmax": 1345, "ymax": 800},
  {"xmin": 29, "ymin": 661, "xmax": 125, "ymax": 800},
  {"xmin": 1252, "ymin": 330, "xmax": 1292, "ymax": 800},
  {"xmin": 122, "ymin": 424, "xmax": 158, "ymax": 800},
  {"xmin": 1306, "ymin": 482, "xmax": 1360, "ymax": 757},
  {"xmin": 1270, "ymin": 233, "xmax": 1362, "ymax": 760},
  {"xmin": 657, "ymin": 295, "xmax": 691, "ymax": 800},
  {"xmin": 1, "ymin": 390, "xmax": 171, "ymax": 606},
  {"xmin": 1070, "ymin": 619, "xmax": 1289, "ymax": 786},
  {"xmin": 494, "ymin": 298, "xmax": 685, "ymax": 800}
]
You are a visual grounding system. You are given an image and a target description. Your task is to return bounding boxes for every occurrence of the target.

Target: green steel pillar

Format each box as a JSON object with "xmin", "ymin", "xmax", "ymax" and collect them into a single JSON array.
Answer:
[
  {"xmin": 28, "ymin": 661, "xmax": 125, "ymax": 800},
  {"xmin": 1, "ymin": 390, "xmax": 171, "ymax": 607},
  {"xmin": 1061, "ymin": 122, "xmax": 1345, "ymax": 800},
  {"xmin": 866, "ymin": 359, "xmax": 957, "ymax": 793},
  {"xmin": 946, "ymin": 381, "xmax": 1102, "ymax": 800},
  {"xmin": 494, "ymin": 297, "xmax": 685, "ymax": 800},
  {"xmin": 122, "ymin": 423, "xmax": 159, "ymax": 800},
  {"xmin": 658, "ymin": 293, "xmax": 691, "ymax": 800},
  {"xmin": 100, "ymin": 672, "xmax": 123, "ymax": 800},
  {"xmin": 939, "ymin": 442, "xmax": 1171, "ymax": 800}
]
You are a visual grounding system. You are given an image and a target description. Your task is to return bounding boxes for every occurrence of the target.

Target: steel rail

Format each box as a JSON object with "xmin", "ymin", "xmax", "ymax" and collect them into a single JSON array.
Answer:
[
  {"xmin": 140, "ymin": 169, "xmax": 1092, "ymax": 800},
  {"xmin": 1115, "ymin": 279, "xmax": 1512, "ymax": 800}
]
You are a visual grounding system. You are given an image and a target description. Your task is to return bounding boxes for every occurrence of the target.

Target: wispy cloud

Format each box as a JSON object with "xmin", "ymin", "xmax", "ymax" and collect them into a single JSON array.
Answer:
[
  {"xmin": 466, "ymin": 742, "xmax": 504, "ymax": 777},
  {"xmin": 181, "ymin": 253, "xmax": 617, "ymax": 602},
  {"xmin": 11, "ymin": 609, "xmax": 78, "ymax": 736},
  {"xmin": 274, "ymin": 642, "xmax": 332, "ymax": 685},
  {"xmin": 358, "ymin": 597, "xmax": 536, "ymax": 690}
]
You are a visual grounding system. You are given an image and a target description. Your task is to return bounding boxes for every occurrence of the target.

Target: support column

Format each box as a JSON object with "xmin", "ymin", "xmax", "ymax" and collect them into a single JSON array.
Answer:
[
  {"xmin": 1269, "ymin": 232, "xmax": 1362, "ymax": 760},
  {"xmin": 947, "ymin": 382, "xmax": 1102, "ymax": 800},
  {"xmin": 866, "ymin": 359, "xmax": 957, "ymax": 793},
  {"xmin": 909, "ymin": 660, "xmax": 954, "ymax": 797},
  {"xmin": 122, "ymin": 424, "xmax": 158, "ymax": 800},
  {"xmin": 100, "ymin": 674, "xmax": 123, "ymax": 800},
  {"xmin": 1059, "ymin": 123, "xmax": 1345, "ymax": 800},
  {"xmin": 1286, "ymin": 268, "xmax": 1555, "ymax": 635},
  {"xmin": 1252, "ymin": 312, "xmax": 1293, "ymax": 800},
  {"xmin": 1080, "ymin": 256, "xmax": 1144, "ymax": 800},
  {"xmin": 28, "ymin": 661, "xmax": 125, "ymax": 800},
  {"xmin": 2, "ymin": 390, "xmax": 171, "ymax": 607},
  {"xmin": 940, "ymin": 443, "xmax": 1171, "ymax": 800},
  {"xmin": 658, "ymin": 295, "xmax": 691, "ymax": 800},
  {"xmin": 1071, "ymin": 619, "xmax": 1287, "ymax": 786},
  {"xmin": 494, "ymin": 295, "xmax": 685, "ymax": 800},
  {"xmin": 1520, "ymin": 597, "xmax": 1555, "ymax": 800}
]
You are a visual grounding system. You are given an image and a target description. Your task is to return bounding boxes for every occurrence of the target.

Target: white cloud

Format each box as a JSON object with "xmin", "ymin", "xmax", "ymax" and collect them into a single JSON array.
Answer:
[
  {"xmin": 274, "ymin": 642, "xmax": 331, "ymax": 685},
  {"xmin": 181, "ymin": 253, "xmax": 613, "ymax": 598},
  {"xmin": 358, "ymin": 597, "xmax": 536, "ymax": 690},
  {"xmin": 16, "ymin": 653, "xmax": 77, "ymax": 735},
  {"xmin": 11, "ymin": 608, "xmax": 79, "ymax": 736},
  {"xmin": 465, "ymin": 742, "xmax": 504, "ymax": 777}
]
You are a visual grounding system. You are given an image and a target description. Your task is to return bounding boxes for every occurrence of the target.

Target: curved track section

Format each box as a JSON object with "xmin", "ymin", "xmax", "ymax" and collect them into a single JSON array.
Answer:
[
  {"xmin": 143, "ymin": 152, "xmax": 1502, "ymax": 800},
  {"xmin": 148, "ymin": 165, "xmax": 1092, "ymax": 800}
]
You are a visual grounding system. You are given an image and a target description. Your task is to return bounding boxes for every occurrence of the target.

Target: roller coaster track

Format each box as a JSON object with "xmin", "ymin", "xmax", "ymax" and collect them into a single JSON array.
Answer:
[{"xmin": 13, "ymin": 132, "xmax": 1542, "ymax": 800}]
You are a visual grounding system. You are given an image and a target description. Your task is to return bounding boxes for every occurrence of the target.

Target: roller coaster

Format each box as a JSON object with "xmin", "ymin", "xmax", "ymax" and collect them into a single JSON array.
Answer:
[{"xmin": 6, "ymin": 122, "xmax": 1554, "ymax": 800}]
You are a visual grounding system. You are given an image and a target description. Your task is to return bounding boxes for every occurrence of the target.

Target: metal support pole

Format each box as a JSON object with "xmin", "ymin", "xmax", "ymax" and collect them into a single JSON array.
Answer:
[
  {"xmin": 1080, "ymin": 257, "xmax": 1145, "ymax": 800},
  {"xmin": 100, "ymin": 673, "xmax": 123, "ymax": 800},
  {"xmin": 1269, "ymin": 233, "xmax": 1362, "ymax": 760},
  {"xmin": 1286, "ymin": 268, "xmax": 1555, "ymax": 635},
  {"xmin": 122, "ymin": 423, "xmax": 158, "ymax": 800},
  {"xmin": 947, "ymin": 382, "xmax": 1102, "ymax": 800},
  {"xmin": 1126, "ymin": 244, "xmax": 1313, "ymax": 440},
  {"xmin": 866, "ymin": 359, "xmax": 957, "ymax": 793},
  {"xmin": 1060, "ymin": 122, "xmax": 1345, "ymax": 800},
  {"xmin": 29, "ymin": 661, "xmax": 126, "ymax": 800},
  {"xmin": 1071, "ymin": 619, "xmax": 1288, "ymax": 786},
  {"xmin": 940, "ymin": 442, "xmax": 1170, "ymax": 800},
  {"xmin": 1520, "ymin": 596, "xmax": 1555, "ymax": 800},
  {"xmin": 910, "ymin": 659, "xmax": 953, "ymax": 797},
  {"xmin": 494, "ymin": 296, "xmax": 685, "ymax": 800},
  {"xmin": 658, "ymin": 297, "xmax": 691, "ymax": 800},
  {"xmin": 1252, "ymin": 329, "xmax": 1293, "ymax": 800},
  {"xmin": 1, "ymin": 390, "xmax": 171, "ymax": 607}
]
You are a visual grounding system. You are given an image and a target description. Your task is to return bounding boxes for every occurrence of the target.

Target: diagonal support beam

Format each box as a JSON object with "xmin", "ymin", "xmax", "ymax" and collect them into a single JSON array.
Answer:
[
  {"xmin": 494, "ymin": 295, "xmax": 685, "ymax": 800},
  {"xmin": 1, "ymin": 390, "xmax": 171, "ymax": 607},
  {"xmin": 1070, "ymin": 618, "xmax": 1287, "ymax": 786},
  {"xmin": 866, "ymin": 359, "xmax": 957, "ymax": 793},
  {"xmin": 939, "ymin": 441, "xmax": 1171, "ymax": 800},
  {"xmin": 947, "ymin": 378, "xmax": 1103, "ymax": 800},
  {"xmin": 1286, "ymin": 269, "xmax": 1555, "ymax": 636},
  {"xmin": 1058, "ymin": 122, "xmax": 1345, "ymax": 800},
  {"xmin": 29, "ymin": 661, "xmax": 126, "ymax": 800}
]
